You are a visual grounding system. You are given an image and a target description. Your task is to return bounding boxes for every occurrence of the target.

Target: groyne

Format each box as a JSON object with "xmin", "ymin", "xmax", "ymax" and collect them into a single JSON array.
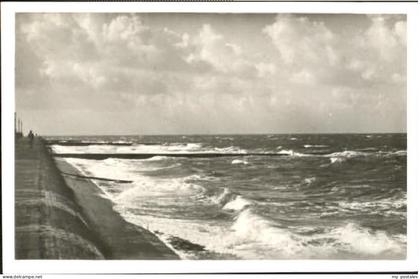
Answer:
[{"xmin": 15, "ymin": 137, "xmax": 179, "ymax": 259}]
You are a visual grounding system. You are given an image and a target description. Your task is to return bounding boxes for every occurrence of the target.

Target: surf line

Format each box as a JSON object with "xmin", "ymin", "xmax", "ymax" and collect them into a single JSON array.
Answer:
[{"xmin": 60, "ymin": 171, "xmax": 133, "ymax": 184}]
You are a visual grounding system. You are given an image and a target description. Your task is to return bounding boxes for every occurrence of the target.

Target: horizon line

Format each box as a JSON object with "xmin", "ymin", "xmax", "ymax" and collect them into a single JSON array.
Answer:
[{"xmin": 40, "ymin": 131, "xmax": 407, "ymax": 137}]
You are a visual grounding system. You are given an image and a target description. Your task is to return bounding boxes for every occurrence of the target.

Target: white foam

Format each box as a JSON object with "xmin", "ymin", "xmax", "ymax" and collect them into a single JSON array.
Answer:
[
  {"xmin": 62, "ymin": 155, "xmax": 406, "ymax": 260},
  {"xmin": 304, "ymin": 144, "xmax": 328, "ymax": 148},
  {"xmin": 223, "ymin": 196, "xmax": 252, "ymax": 211},
  {"xmin": 118, "ymin": 212, "xmax": 236, "ymax": 259},
  {"xmin": 330, "ymin": 157, "xmax": 346, "ymax": 164},
  {"xmin": 326, "ymin": 150, "xmax": 367, "ymax": 164},
  {"xmin": 326, "ymin": 223, "xmax": 406, "ymax": 256},
  {"xmin": 64, "ymin": 157, "xmax": 205, "ymax": 201},
  {"xmin": 65, "ymin": 158, "xmax": 142, "ymax": 182},
  {"xmin": 142, "ymin": 156, "xmax": 172, "ymax": 161},
  {"xmin": 229, "ymin": 210, "xmax": 406, "ymax": 259},
  {"xmin": 277, "ymin": 149, "xmax": 308, "ymax": 157},
  {"xmin": 231, "ymin": 159, "xmax": 248, "ymax": 165},
  {"xmin": 214, "ymin": 146, "xmax": 247, "ymax": 153},
  {"xmin": 51, "ymin": 143, "xmax": 248, "ymax": 155},
  {"xmin": 209, "ymin": 188, "xmax": 232, "ymax": 205},
  {"xmin": 338, "ymin": 196, "xmax": 406, "ymax": 213},
  {"xmin": 114, "ymin": 176, "xmax": 205, "ymax": 203},
  {"xmin": 390, "ymin": 150, "xmax": 407, "ymax": 156},
  {"xmin": 303, "ymin": 177, "xmax": 316, "ymax": 184},
  {"xmin": 115, "ymin": 193, "xmax": 406, "ymax": 259},
  {"xmin": 231, "ymin": 209, "xmax": 306, "ymax": 258},
  {"xmin": 326, "ymin": 150, "xmax": 367, "ymax": 158}
]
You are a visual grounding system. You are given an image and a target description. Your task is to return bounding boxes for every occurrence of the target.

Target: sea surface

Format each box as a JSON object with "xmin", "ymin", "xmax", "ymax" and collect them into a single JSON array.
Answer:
[{"xmin": 48, "ymin": 134, "xmax": 407, "ymax": 259}]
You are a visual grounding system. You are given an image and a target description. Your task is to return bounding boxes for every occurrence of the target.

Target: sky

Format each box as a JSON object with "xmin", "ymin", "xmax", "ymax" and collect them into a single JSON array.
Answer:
[{"xmin": 15, "ymin": 13, "xmax": 406, "ymax": 135}]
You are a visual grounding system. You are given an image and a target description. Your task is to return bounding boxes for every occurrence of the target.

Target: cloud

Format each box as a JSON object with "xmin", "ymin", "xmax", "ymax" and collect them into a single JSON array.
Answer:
[
  {"xmin": 264, "ymin": 14, "xmax": 406, "ymax": 88},
  {"xmin": 15, "ymin": 13, "xmax": 406, "ymax": 134},
  {"xmin": 256, "ymin": 63, "xmax": 276, "ymax": 77},
  {"xmin": 263, "ymin": 15, "xmax": 336, "ymax": 66},
  {"xmin": 185, "ymin": 24, "xmax": 258, "ymax": 77}
]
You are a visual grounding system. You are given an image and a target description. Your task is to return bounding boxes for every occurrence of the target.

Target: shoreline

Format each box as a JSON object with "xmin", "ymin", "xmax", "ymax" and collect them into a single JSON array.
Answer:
[{"xmin": 15, "ymin": 137, "xmax": 179, "ymax": 259}]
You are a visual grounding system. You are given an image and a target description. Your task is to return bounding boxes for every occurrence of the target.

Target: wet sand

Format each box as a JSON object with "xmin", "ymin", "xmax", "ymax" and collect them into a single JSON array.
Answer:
[{"xmin": 15, "ymin": 137, "xmax": 179, "ymax": 259}]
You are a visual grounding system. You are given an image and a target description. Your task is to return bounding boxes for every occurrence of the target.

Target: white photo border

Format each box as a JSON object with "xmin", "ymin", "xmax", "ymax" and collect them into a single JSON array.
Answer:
[{"xmin": 1, "ymin": 1, "xmax": 419, "ymax": 274}]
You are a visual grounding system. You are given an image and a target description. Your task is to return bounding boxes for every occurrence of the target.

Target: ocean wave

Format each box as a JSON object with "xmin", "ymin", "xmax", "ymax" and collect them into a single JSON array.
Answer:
[
  {"xmin": 143, "ymin": 155, "xmax": 173, "ymax": 161},
  {"xmin": 381, "ymin": 150, "xmax": 407, "ymax": 157},
  {"xmin": 325, "ymin": 223, "xmax": 406, "ymax": 256},
  {"xmin": 232, "ymin": 211, "xmax": 406, "ymax": 258},
  {"xmin": 215, "ymin": 136, "xmax": 234, "ymax": 141},
  {"xmin": 357, "ymin": 147, "xmax": 378, "ymax": 152},
  {"xmin": 115, "ymin": 212, "xmax": 237, "ymax": 260},
  {"xmin": 327, "ymin": 149, "xmax": 407, "ymax": 161},
  {"xmin": 326, "ymin": 150, "xmax": 368, "ymax": 164},
  {"xmin": 318, "ymin": 192, "xmax": 406, "ymax": 218},
  {"xmin": 52, "ymin": 142, "xmax": 250, "ymax": 155},
  {"xmin": 114, "ymin": 197, "xmax": 406, "ymax": 259},
  {"xmin": 65, "ymin": 157, "xmax": 205, "ymax": 201},
  {"xmin": 166, "ymin": 142, "xmax": 203, "ymax": 150},
  {"xmin": 228, "ymin": 209, "xmax": 346, "ymax": 259},
  {"xmin": 231, "ymin": 159, "xmax": 249, "ymax": 165},
  {"xmin": 330, "ymin": 157, "xmax": 346, "ymax": 164},
  {"xmin": 326, "ymin": 150, "xmax": 367, "ymax": 158},
  {"xmin": 338, "ymin": 197, "xmax": 406, "ymax": 213},
  {"xmin": 304, "ymin": 144, "xmax": 328, "ymax": 148},
  {"xmin": 113, "ymin": 175, "xmax": 207, "ymax": 203},
  {"xmin": 277, "ymin": 149, "xmax": 308, "ymax": 157},
  {"xmin": 209, "ymin": 188, "xmax": 233, "ymax": 205},
  {"xmin": 223, "ymin": 196, "xmax": 252, "ymax": 211},
  {"xmin": 101, "ymin": 157, "xmax": 180, "ymax": 173},
  {"xmin": 231, "ymin": 209, "xmax": 300, "ymax": 254},
  {"xmin": 303, "ymin": 177, "xmax": 316, "ymax": 184},
  {"xmin": 80, "ymin": 140, "xmax": 133, "ymax": 145},
  {"xmin": 214, "ymin": 146, "xmax": 247, "ymax": 153},
  {"xmin": 392, "ymin": 150, "xmax": 407, "ymax": 156},
  {"xmin": 206, "ymin": 187, "xmax": 252, "ymax": 213}
]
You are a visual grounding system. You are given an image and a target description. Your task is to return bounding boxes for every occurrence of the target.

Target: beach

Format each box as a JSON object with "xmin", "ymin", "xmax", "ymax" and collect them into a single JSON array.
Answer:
[{"xmin": 15, "ymin": 137, "xmax": 179, "ymax": 259}]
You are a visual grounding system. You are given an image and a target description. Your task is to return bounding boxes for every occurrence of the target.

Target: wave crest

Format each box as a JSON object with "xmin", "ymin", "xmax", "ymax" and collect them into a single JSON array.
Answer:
[
  {"xmin": 231, "ymin": 159, "xmax": 249, "ymax": 165},
  {"xmin": 223, "ymin": 196, "xmax": 252, "ymax": 211}
]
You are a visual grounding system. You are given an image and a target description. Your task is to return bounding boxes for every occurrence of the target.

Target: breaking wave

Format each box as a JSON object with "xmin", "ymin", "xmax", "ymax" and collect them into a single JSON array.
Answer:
[
  {"xmin": 59, "ymin": 134, "xmax": 406, "ymax": 260},
  {"xmin": 223, "ymin": 196, "xmax": 252, "ymax": 211}
]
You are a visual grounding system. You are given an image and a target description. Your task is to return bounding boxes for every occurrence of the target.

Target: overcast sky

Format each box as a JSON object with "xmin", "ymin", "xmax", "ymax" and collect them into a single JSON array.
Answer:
[{"xmin": 16, "ymin": 13, "xmax": 406, "ymax": 135}]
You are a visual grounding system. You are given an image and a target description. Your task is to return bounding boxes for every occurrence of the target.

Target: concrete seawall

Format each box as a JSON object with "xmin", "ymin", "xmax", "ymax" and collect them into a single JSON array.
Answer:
[{"xmin": 15, "ymin": 138, "xmax": 179, "ymax": 259}]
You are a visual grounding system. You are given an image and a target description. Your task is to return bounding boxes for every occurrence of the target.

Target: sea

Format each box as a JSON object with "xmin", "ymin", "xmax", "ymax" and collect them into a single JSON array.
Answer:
[{"xmin": 48, "ymin": 133, "xmax": 407, "ymax": 260}]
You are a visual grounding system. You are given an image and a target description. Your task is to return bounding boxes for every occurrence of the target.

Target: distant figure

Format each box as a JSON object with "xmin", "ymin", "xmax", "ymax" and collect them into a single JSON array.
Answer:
[{"xmin": 28, "ymin": 130, "xmax": 34, "ymax": 148}]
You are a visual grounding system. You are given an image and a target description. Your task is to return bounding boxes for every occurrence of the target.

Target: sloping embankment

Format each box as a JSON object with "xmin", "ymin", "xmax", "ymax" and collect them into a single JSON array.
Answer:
[{"xmin": 15, "ymin": 138, "xmax": 178, "ymax": 259}]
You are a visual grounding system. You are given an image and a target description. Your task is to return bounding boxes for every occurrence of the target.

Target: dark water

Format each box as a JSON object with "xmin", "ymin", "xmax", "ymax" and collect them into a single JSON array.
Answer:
[{"xmin": 49, "ymin": 134, "xmax": 407, "ymax": 259}]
